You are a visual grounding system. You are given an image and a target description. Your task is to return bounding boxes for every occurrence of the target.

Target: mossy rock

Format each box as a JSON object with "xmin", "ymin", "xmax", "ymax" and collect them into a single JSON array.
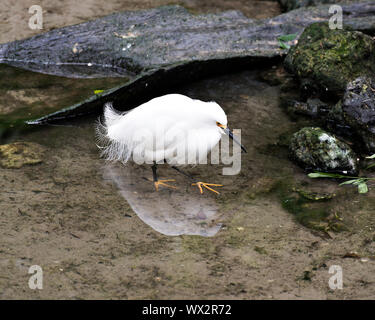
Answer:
[
  {"xmin": 276, "ymin": 180, "xmax": 344, "ymax": 232},
  {"xmin": 284, "ymin": 22, "xmax": 375, "ymax": 98},
  {"xmin": 0, "ymin": 141, "xmax": 45, "ymax": 168},
  {"xmin": 289, "ymin": 127, "xmax": 358, "ymax": 175}
]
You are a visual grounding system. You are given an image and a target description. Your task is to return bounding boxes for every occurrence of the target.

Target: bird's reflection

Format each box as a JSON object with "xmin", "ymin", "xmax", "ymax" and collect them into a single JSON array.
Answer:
[{"xmin": 103, "ymin": 163, "xmax": 222, "ymax": 236}]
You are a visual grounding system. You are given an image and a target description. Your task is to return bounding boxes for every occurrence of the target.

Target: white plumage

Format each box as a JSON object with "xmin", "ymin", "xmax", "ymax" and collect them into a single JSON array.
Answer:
[{"xmin": 96, "ymin": 94, "xmax": 228, "ymax": 166}]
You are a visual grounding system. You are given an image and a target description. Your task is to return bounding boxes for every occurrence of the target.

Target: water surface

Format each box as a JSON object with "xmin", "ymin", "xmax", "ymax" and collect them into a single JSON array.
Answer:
[{"xmin": 1, "ymin": 69, "xmax": 375, "ymax": 299}]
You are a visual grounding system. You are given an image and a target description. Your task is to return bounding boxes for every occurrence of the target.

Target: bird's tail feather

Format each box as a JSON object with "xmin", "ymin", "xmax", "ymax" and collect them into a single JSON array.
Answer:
[
  {"xmin": 103, "ymin": 102, "xmax": 123, "ymax": 127},
  {"xmin": 95, "ymin": 102, "xmax": 132, "ymax": 164}
]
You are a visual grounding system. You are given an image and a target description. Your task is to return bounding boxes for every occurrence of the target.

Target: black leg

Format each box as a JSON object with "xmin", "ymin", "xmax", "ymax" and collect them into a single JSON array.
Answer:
[
  {"xmin": 171, "ymin": 165, "xmax": 194, "ymax": 181},
  {"xmin": 151, "ymin": 162, "xmax": 177, "ymax": 191},
  {"xmin": 152, "ymin": 161, "xmax": 158, "ymax": 182}
]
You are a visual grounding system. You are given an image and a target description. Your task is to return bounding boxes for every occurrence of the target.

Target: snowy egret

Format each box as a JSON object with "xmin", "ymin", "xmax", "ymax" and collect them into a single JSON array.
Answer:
[{"xmin": 96, "ymin": 94, "xmax": 246, "ymax": 194}]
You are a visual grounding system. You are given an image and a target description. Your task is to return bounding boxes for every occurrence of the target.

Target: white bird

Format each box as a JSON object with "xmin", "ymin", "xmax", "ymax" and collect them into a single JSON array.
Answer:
[{"xmin": 96, "ymin": 94, "xmax": 246, "ymax": 194}]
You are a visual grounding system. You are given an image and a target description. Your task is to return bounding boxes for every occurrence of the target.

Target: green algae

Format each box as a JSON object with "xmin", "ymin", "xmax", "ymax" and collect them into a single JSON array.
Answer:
[
  {"xmin": 272, "ymin": 179, "xmax": 344, "ymax": 232},
  {"xmin": 0, "ymin": 141, "xmax": 45, "ymax": 169},
  {"xmin": 293, "ymin": 187, "xmax": 336, "ymax": 201},
  {"xmin": 282, "ymin": 193, "xmax": 330, "ymax": 229}
]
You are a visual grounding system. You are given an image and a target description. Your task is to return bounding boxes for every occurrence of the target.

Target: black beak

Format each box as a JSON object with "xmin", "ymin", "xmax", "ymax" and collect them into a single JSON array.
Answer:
[{"xmin": 224, "ymin": 127, "xmax": 247, "ymax": 153}]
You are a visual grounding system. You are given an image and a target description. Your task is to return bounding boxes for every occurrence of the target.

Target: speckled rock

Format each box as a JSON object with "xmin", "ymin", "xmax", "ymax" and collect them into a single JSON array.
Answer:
[
  {"xmin": 0, "ymin": 142, "xmax": 45, "ymax": 169},
  {"xmin": 284, "ymin": 22, "xmax": 375, "ymax": 98},
  {"xmin": 289, "ymin": 127, "xmax": 358, "ymax": 174},
  {"xmin": 341, "ymin": 77, "xmax": 375, "ymax": 153}
]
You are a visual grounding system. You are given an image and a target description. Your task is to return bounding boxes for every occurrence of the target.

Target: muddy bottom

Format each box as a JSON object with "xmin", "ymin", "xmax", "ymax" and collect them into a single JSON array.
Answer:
[{"xmin": 1, "ymin": 70, "xmax": 375, "ymax": 299}]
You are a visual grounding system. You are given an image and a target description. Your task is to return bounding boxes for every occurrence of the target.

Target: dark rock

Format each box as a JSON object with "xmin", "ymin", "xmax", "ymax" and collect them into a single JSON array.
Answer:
[
  {"xmin": 341, "ymin": 76, "xmax": 375, "ymax": 153},
  {"xmin": 1, "ymin": 3, "xmax": 375, "ymax": 79},
  {"xmin": 289, "ymin": 127, "xmax": 358, "ymax": 174},
  {"xmin": 286, "ymin": 98, "xmax": 329, "ymax": 117},
  {"xmin": 0, "ymin": 5, "xmax": 280, "ymax": 79},
  {"xmin": 279, "ymin": 0, "xmax": 354, "ymax": 11},
  {"xmin": 258, "ymin": 65, "xmax": 294, "ymax": 86},
  {"xmin": 284, "ymin": 22, "xmax": 375, "ymax": 99},
  {"xmin": 325, "ymin": 100, "xmax": 354, "ymax": 138}
]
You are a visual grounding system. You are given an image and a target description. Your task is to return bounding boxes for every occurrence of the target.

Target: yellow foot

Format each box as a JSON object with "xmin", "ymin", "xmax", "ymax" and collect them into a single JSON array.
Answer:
[
  {"xmin": 154, "ymin": 179, "xmax": 177, "ymax": 191},
  {"xmin": 192, "ymin": 182, "xmax": 223, "ymax": 195}
]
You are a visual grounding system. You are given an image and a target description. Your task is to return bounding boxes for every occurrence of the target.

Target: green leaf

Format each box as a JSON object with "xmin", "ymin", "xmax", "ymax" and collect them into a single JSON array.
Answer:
[
  {"xmin": 94, "ymin": 89, "xmax": 104, "ymax": 95},
  {"xmin": 339, "ymin": 179, "xmax": 360, "ymax": 185},
  {"xmin": 278, "ymin": 34, "xmax": 297, "ymax": 42},
  {"xmin": 358, "ymin": 182, "xmax": 368, "ymax": 194},
  {"xmin": 352, "ymin": 179, "xmax": 365, "ymax": 185},
  {"xmin": 365, "ymin": 154, "xmax": 375, "ymax": 159},
  {"xmin": 308, "ymin": 172, "xmax": 345, "ymax": 178},
  {"xmin": 279, "ymin": 41, "xmax": 290, "ymax": 50},
  {"xmin": 365, "ymin": 162, "xmax": 375, "ymax": 169}
]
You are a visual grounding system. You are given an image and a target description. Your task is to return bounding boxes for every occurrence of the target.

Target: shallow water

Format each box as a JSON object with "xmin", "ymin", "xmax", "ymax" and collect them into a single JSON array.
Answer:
[
  {"xmin": 103, "ymin": 163, "xmax": 222, "ymax": 237},
  {"xmin": 0, "ymin": 64, "xmax": 127, "ymax": 135},
  {"xmin": 1, "ymin": 68, "xmax": 375, "ymax": 299}
]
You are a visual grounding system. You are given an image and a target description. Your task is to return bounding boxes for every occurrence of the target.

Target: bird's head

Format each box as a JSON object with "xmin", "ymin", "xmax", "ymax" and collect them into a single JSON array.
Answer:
[{"xmin": 207, "ymin": 102, "xmax": 247, "ymax": 153}]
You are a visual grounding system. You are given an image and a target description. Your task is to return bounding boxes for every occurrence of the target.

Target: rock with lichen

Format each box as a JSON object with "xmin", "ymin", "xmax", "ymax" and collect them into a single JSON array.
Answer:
[
  {"xmin": 340, "ymin": 76, "xmax": 375, "ymax": 153},
  {"xmin": 289, "ymin": 127, "xmax": 358, "ymax": 174},
  {"xmin": 284, "ymin": 22, "xmax": 375, "ymax": 98},
  {"xmin": 0, "ymin": 142, "xmax": 45, "ymax": 169}
]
